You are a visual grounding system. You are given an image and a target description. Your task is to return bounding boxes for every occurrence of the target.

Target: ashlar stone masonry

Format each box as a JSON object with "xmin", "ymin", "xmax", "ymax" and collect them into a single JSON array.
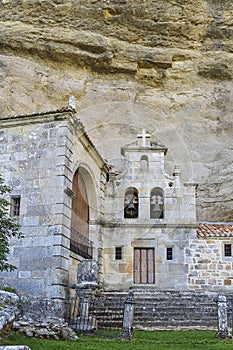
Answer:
[
  {"xmin": 104, "ymin": 129, "xmax": 197, "ymax": 290},
  {"xmin": 0, "ymin": 105, "xmax": 108, "ymax": 310}
]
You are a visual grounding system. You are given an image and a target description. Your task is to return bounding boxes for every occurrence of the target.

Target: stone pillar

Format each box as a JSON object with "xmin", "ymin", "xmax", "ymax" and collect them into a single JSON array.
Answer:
[
  {"xmin": 217, "ymin": 294, "xmax": 232, "ymax": 339},
  {"xmin": 120, "ymin": 291, "xmax": 135, "ymax": 340},
  {"xmin": 74, "ymin": 287, "xmax": 97, "ymax": 332},
  {"xmin": 70, "ymin": 260, "xmax": 100, "ymax": 332}
]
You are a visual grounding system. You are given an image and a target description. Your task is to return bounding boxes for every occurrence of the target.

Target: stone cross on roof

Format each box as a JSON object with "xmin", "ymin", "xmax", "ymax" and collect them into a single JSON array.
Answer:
[
  {"xmin": 137, "ymin": 128, "xmax": 151, "ymax": 147},
  {"xmin": 68, "ymin": 95, "xmax": 76, "ymax": 111}
]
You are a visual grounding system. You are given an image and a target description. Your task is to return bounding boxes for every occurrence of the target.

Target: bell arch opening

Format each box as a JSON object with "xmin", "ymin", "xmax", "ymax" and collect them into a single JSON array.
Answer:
[
  {"xmin": 124, "ymin": 187, "xmax": 138, "ymax": 219},
  {"xmin": 150, "ymin": 187, "xmax": 164, "ymax": 219},
  {"xmin": 140, "ymin": 155, "xmax": 149, "ymax": 172}
]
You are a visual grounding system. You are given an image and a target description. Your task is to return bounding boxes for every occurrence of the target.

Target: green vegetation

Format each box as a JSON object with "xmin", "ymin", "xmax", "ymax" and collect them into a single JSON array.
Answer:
[
  {"xmin": 0, "ymin": 175, "xmax": 21, "ymax": 271},
  {"xmin": 1, "ymin": 330, "xmax": 233, "ymax": 350},
  {"xmin": 0, "ymin": 286, "xmax": 17, "ymax": 293}
]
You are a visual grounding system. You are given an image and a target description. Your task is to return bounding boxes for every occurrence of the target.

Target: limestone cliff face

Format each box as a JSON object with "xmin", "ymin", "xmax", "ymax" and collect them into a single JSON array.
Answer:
[{"xmin": 0, "ymin": 0, "xmax": 232, "ymax": 221}]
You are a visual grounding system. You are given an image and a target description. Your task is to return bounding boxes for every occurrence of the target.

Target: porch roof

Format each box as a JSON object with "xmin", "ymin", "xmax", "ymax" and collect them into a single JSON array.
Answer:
[{"xmin": 197, "ymin": 223, "xmax": 233, "ymax": 238}]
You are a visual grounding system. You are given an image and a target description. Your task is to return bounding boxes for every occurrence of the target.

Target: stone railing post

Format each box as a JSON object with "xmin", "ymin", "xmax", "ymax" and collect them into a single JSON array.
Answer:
[
  {"xmin": 217, "ymin": 294, "xmax": 232, "ymax": 339},
  {"xmin": 120, "ymin": 291, "xmax": 135, "ymax": 340}
]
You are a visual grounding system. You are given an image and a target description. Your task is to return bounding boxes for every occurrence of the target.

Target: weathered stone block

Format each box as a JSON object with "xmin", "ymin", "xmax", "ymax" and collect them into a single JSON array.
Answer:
[
  {"xmin": 22, "ymin": 216, "xmax": 40, "ymax": 227},
  {"xmin": 18, "ymin": 271, "xmax": 31, "ymax": 279},
  {"xmin": 119, "ymin": 263, "xmax": 132, "ymax": 274},
  {"xmin": 195, "ymin": 279, "xmax": 205, "ymax": 285},
  {"xmin": 224, "ymin": 279, "xmax": 231, "ymax": 285}
]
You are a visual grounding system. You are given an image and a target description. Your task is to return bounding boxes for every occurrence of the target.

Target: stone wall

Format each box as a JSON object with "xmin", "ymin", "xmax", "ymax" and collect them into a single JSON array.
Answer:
[
  {"xmin": 0, "ymin": 290, "xmax": 77, "ymax": 341},
  {"xmin": 187, "ymin": 238, "xmax": 233, "ymax": 290},
  {"xmin": 103, "ymin": 227, "xmax": 197, "ymax": 291},
  {"xmin": 0, "ymin": 112, "xmax": 72, "ymax": 298},
  {"xmin": 0, "ymin": 109, "xmax": 108, "ymax": 301},
  {"xmin": 0, "ymin": 1, "xmax": 232, "ymax": 222}
]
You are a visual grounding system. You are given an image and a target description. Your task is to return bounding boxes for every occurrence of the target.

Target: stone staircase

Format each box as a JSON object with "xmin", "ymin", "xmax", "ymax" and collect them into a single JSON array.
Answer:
[{"xmin": 101, "ymin": 289, "xmax": 233, "ymax": 330}]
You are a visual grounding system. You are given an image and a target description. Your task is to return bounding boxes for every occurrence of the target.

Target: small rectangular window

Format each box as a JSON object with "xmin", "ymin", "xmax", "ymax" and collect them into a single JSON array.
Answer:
[
  {"xmin": 224, "ymin": 244, "xmax": 232, "ymax": 257},
  {"xmin": 115, "ymin": 247, "xmax": 122, "ymax": 260},
  {"xmin": 166, "ymin": 247, "xmax": 173, "ymax": 260},
  {"xmin": 10, "ymin": 196, "xmax": 21, "ymax": 218}
]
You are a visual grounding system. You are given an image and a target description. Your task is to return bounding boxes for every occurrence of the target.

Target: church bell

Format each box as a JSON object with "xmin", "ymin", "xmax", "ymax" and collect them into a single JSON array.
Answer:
[
  {"xmin": 125, "ymin": 195, "xmax": 137, "ymax": 217},
  {"xmin": 126, "ymin": 202, "xmax": 137, "ymax": 216},
  {"xmin": 152, "ymin": 203, "xmax": 161, "ymax": 213}
]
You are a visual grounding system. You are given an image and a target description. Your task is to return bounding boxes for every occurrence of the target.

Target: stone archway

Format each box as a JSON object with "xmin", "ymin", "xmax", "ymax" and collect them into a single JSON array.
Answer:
[{"xmin": 70, "ymin": 166, "xmax": 97, "ymax": 259}]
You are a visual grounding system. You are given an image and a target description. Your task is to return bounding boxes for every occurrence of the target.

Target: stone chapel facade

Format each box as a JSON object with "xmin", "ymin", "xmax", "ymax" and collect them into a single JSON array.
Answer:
[
  {"xmin": 103, "ymin": 129, "xmax": 197, "ymax": 290},
  {"xmin": 0, "ymin": 101, "xmax": 233, "ymax": 309}
]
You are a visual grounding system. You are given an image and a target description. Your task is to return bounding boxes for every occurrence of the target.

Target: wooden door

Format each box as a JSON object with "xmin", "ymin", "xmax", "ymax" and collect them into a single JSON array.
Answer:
[
  {"xmin": 134, "ymin": 248, "xmax": 155, "ymax": 284},
  {"xmin": 72, "ymin": 170, "xmax": 89, "ymax": 238},
  {"xmin": 70, "ymin": 169, "xmax": 90, "ymax": 256}
]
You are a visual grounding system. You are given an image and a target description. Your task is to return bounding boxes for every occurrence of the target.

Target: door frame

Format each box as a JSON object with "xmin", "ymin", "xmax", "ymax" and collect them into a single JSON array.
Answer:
[{"xmin": 133, "ymin": 247, "xmax": 155, "ymax": 284}]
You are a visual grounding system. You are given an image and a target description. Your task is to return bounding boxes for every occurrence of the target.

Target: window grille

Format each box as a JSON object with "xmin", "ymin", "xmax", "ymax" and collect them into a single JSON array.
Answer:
[
  {"xmin": 115, "ymin": 247, "xmax": 122, "ymax": 260},
  {"xmin": 224, "ymin": 244, "xmax": 232, "ymax": 257},
  {"xmin": 166, "ymin": 247, "xmax": 173, "ymax": 260},
  {"xmin": 10, "ymin": 196, "xmax": 21, "ymax": 218}
]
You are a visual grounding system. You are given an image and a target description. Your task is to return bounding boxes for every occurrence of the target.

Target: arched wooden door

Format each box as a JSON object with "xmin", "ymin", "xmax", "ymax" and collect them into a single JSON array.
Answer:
[{"xmin": 70, "ymin": 169, "xmax": 91, "ymax": 258}]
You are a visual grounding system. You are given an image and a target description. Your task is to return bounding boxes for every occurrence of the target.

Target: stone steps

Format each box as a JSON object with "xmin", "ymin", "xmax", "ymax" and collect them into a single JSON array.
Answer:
[{"xmin": 100, "ymin": 289, "xmax": 233, "ymax": 330}]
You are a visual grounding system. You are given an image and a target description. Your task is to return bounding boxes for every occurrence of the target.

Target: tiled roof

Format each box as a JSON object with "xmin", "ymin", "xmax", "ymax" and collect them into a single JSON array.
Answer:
[{"xmin": 197, "ymin": 223, "xmax": 233, "ymax": 238}]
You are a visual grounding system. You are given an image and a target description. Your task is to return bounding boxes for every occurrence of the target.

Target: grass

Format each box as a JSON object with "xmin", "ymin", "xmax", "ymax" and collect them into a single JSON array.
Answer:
[{"xmin": 1, "ymin": 330, "xmax": 233, "ymax": 350}]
